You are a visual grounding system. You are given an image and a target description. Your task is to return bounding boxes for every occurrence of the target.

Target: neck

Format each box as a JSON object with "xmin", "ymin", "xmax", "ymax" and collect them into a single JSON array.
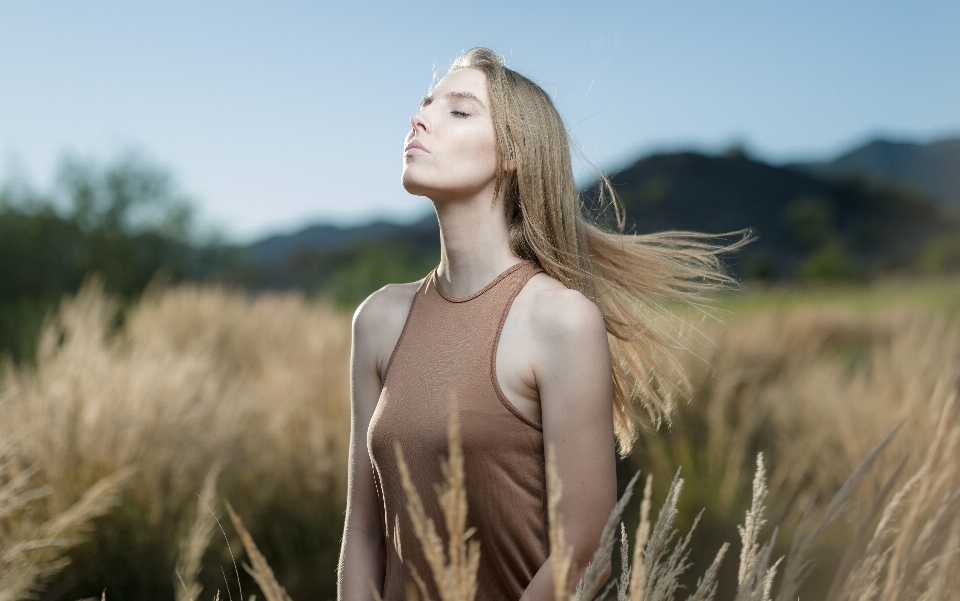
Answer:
[{"xmin": 432, "ymin": 191, "xmax": 521, "ymax": 298}]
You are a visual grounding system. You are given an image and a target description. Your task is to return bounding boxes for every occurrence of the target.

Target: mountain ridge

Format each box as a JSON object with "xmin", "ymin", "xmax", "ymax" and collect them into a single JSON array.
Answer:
[
  {"xmin": 785, "ymin": 136, "xmax": 960, "ymax": 213},
  {"xmin": 233, "ymin": 135, "xmax": 960, "ymax": 303}
]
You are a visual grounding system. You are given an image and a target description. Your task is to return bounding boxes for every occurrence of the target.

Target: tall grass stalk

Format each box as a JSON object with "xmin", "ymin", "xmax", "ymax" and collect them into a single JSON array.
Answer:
[
  {"xmin": 733, "ymin": 454, "xmax": 780, "ymax": 601},
  {"xmin": 175, "ymin": 464, "xmax": 221, "ymax": 601},
  {"xmin": 393, "ymin": 392, "xmax": 481, "ymax": 601},
  {"xmin": 0, "ymin": 462, "xmax": 131, "ymax": 601},
  {"xmin": 226, "ymin": 503, "xmax": 292, "ymax": 601}
]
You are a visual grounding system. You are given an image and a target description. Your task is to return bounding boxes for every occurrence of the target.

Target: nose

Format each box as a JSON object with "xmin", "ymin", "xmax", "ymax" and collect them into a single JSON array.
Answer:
[{"xmin": 410, "ymin": 110, "xmax": 428, "ymax": 134}]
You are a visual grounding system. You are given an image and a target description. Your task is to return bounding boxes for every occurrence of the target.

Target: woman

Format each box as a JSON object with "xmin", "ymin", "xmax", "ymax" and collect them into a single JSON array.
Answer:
[{"xmin": 338, "ymin": 48, "xmax": 740, "ymax": 601}]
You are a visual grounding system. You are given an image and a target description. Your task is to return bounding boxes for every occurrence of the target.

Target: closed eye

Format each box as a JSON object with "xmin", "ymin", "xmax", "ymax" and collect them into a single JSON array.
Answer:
[{"xmin": 451, "ymin": 110, "xmax": 470, "ymax": 117}]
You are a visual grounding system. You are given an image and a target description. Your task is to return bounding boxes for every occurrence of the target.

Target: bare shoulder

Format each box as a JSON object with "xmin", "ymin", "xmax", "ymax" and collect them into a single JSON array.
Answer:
[
  {"xmin": 509, "ymin": 272, "xmax": 612, "ymax": 415},
  {"xmin": 353, "ymin": 280, "xmax": 421, "ymax": 332},
  {"xmin": 353, "ymin": 280, "xmax": 423, "ymax": 379},
  {"xmin": 514, "ymin": 272, "xmax": 607, "ymax": 346}
]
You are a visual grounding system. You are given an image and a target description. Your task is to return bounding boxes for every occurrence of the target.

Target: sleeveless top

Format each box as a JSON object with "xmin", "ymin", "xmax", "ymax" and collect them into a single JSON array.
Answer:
[{"xmin": 367, "ymin": 261, "xmax": 548, "ymax": 601}]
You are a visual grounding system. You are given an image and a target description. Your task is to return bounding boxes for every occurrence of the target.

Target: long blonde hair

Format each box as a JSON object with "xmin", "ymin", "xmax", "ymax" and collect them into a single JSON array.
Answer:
[{"xmin": 449, "ymin": 47, "xmax": 749, "ymax": 457}]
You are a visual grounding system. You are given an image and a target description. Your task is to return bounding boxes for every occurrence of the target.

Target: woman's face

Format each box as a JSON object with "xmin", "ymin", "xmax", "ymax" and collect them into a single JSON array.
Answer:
[{"xmin": 401, "ymin": 67, "xmax": 499, "ymax": 202}]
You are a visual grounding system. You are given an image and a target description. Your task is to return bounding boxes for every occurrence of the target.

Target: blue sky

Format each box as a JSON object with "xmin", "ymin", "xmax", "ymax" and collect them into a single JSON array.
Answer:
[{"xmin": 2, "ymin": 0, "xmax": 959, "ymax": 242}]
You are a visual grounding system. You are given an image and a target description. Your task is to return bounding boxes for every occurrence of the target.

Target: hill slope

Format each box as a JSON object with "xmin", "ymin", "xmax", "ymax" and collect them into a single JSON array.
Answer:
[
  {"xmin": 787, "ymin": 137, "xmax": 960, "ymax": 214},
  {"xmin": 236, "ymin": 215, "xmax": 440, "ymax": 304},
  {"xmin": 235, "ymin": 148, "xmax": 960, "ymax": 302},
  {"xmin": 246, "ymin": 219, "xmax": 434, "ymax": 266},
  {"xmin": 592, "ymin": 149, "xmax": 959, "ymax": 279}
]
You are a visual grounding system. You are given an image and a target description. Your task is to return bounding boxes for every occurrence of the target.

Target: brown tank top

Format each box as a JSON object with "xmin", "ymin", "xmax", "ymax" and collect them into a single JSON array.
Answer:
[{"xmin": 367, "ymin": 260, "xmax": 548, "ymax": 601}]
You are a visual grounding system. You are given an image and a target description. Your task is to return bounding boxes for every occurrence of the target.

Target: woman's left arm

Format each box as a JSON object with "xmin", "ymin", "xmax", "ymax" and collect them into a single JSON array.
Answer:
[{"xmin": 520, "ymin": 289, "xmax": 618, "ymax": 601}]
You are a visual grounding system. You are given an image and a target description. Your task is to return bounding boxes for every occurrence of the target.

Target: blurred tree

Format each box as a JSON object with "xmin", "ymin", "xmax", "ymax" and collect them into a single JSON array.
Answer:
[
  {"xmin": 921, "ymin": 235, "xmax": 960, "ymax": 274},
  {"xmin": 787, "ymin": 196, "xmax": 835, "ymax": 250},
  {"xmin": 743, "ymin": 250, "xmax": 777, "ymax": 281},
  {"xmin": 798, "ymin": 243, "xmax": 862, "ymax": 282},
  {"xmin": 0, "ymin": 151, "xmax": 228, "ymax": 363},
  {"xmin": 58, "ymin": 152, "xmax": 193, "ymax": 239}
]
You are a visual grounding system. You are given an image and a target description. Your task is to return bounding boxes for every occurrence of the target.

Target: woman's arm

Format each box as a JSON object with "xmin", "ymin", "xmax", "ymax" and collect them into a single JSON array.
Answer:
[
  {"xmin": 337, "ymin": 290, "xmax": 398, "ymax": 600},
  {"xmin": 521, "ymin": 289, "xmax": 618, "ymax": 601}
]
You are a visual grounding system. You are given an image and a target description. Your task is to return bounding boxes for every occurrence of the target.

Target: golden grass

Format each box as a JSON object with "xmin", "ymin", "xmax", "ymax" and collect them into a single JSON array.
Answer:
[
  {"xmin": 630, "ymin": 300, "xmax": 960, "ymax": 599},
  {"xmin": 716, "ymin": 277, "xmax": 960, "ymax": 316},
  {"xmin": 393, "ymin": 376, "xmax": 960, "ymax": 601},
  {"xmin": 391, "ymin": 392, "xmax": 481, "ymax": 601},
  {"xmin": 175, "ymin": 465, "xmax": 221, "ymax": 601},
  {"xmin": 0, "ymin": 459, "xmax": 131, "ymax": 601},
  {"xmin": 0, "ymin": 278, "xmax": 351, "ymax": 598},
  {"xmin": 0, "ymin": 278, "xmax": 958, "ymax": 599},
  {"xmin": 226, "ymin": 502, "xmax": 292, "ymax": 601}
]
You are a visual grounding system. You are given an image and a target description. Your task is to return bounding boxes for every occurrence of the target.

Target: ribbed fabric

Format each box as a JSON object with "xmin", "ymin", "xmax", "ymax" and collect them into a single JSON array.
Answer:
[{"xmin": 368, "ymin": 260, "xmax": 548, "ymax": 601}]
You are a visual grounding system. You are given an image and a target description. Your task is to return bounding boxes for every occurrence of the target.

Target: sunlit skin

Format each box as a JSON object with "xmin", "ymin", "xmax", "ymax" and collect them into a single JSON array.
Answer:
[
  {"xmin": 338, "ymin": 68, "xmax": 617, "ymax": 600},
  {"xmin": 401, "ymin": 69, "xmax": 501, "ymax": 204}
]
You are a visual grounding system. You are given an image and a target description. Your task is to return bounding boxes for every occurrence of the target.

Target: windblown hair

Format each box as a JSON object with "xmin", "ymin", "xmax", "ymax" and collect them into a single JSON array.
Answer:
[{"xmin": 449, "ymin": 47, "xmax": 750, "ymax": 456}]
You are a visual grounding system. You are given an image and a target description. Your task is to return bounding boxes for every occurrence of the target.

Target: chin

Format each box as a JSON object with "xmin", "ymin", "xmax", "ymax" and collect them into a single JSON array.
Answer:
[
  {"xmin": 401, "ymin": 171, "xmax": 432, "ymax": 197},
  {"xmin": 401, "ymin": 182, "xmax": 431, "ymax": 198}
]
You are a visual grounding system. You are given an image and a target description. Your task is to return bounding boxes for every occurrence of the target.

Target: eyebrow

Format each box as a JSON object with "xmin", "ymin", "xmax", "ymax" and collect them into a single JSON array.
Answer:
[{"xmin": 420, "ymin": 91, "xmax": 487, "ymax": 110}]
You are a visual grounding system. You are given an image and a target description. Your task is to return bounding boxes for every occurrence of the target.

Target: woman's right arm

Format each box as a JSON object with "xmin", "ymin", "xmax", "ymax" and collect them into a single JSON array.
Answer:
[
  {"xmin": 338, "ymin": 284, "xmax": 418, "ymax": 600},
  {"xmin": 337, "ymin": 293, "xmax": 389, "ymax": 600}
]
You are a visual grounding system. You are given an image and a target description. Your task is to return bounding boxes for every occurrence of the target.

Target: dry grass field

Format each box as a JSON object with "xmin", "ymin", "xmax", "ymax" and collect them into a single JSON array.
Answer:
[
  {"xmin": 0, "ymin": 280, "xmax": 352, "ymax": 599},
  {"xmin": 1, "ymin": 278, "xmax": 959, "ymax": 600}
]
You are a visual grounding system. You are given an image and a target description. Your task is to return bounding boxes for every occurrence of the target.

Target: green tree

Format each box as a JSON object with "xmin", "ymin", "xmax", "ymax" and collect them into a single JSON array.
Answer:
[
  {"xmin": 0, "ymin": 151, "xmax": 222, "ymax": 362},
  {"xmin": 787, "ymin": 196, "xmax": 835, "ymax": 249}
]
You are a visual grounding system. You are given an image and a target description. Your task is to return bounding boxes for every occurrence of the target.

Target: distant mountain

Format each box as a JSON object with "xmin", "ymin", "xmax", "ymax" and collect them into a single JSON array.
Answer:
[
  {"xmin": 234, "ymin": 215, "xmax": 440, "ymax": 304},
  {"xmin": 232, "ymin": 143, "xmax": 960, "ymax": 303},
  {"xmin": 245, "ymin": 217, "xmax": 437, "ymax": 266},
  {"xmin": 786, "ymin": 137, "xmax": 960, "ymax": 214},
  {"xmin": 588, "ymin": 149, "xmax": 960, "ymax": 280}
]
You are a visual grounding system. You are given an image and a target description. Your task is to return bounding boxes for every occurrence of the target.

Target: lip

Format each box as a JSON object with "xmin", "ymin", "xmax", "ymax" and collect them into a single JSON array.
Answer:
[{"xmin": 404, "ymin": 139, "xmax": 429, "ymax": 156}]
